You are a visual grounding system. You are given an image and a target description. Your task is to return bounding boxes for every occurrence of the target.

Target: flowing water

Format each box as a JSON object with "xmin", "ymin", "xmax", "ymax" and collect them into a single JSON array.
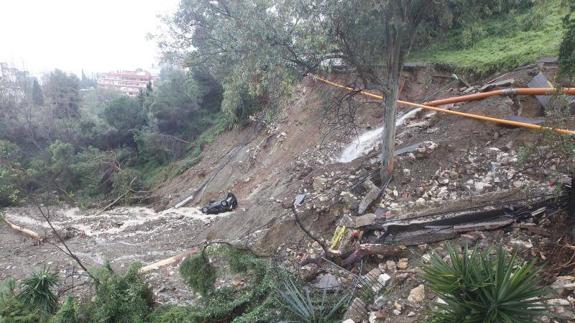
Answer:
[{"xmin": 337, "ymin": 108, "xmax": 420, "ymax": 163}]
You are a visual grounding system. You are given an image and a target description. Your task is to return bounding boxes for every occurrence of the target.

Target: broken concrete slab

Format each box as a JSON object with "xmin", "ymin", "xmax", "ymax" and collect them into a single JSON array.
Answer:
[
  {"xmin": 339, "ymin": 213, "xmax": 386, "ymax": 229},
  {"xmin": 395, "ymin": 142, "xmax": 423, "ymax": 156},
  {"xmin": 358, "ymin": 179, "xmax": 382, "ymax": 215},
  {"xmin": 479, "ymin": 79, "xmax": 515, "ymax": 92},
  {"xmin": 344, "ymin": 298, "xmax": 368, "ymax": 322},
  {"xmin": 528, "ymin": 72, "xmax": 554, "ymax": 108}
]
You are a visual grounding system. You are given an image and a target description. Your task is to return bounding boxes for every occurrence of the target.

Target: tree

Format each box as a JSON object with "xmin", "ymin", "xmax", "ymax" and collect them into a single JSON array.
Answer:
[
  {"xmin": 31, "ymin": 79, "xmax": 43, "ymax": 106},
  {"xmin": 44, "ymin": 70, "xmax": 81, "ymax": 120},
  {"xmin": 162, "ymin": 0, "xmax": 434, "ymax": 184},
  {"xmin": 560, "ymin": 0, "xmax": 575, "ymax": 80},
  {"xmin": 159, "ymin": 0, "xmax": 336, "ymax": 121},
  {"xmin": 43, "ymin": 70, "xmax": 81, "ymax": 143},
  {"xmin": 103, "ymin": 97, "xmax": 148, "ymax": 147},
  {"xmin": 325, "ymin": 0, "xmax": 432, "ymax": 184}
]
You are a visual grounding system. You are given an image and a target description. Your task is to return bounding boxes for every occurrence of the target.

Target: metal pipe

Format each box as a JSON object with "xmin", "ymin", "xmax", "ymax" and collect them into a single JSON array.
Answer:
[
  {"xmin": 424, "ymin": 88, "xmax": 575, "ymax": 107},
  {"xmin": 310, "ymin": 75, "xmax": 575, "ymax": 136}
]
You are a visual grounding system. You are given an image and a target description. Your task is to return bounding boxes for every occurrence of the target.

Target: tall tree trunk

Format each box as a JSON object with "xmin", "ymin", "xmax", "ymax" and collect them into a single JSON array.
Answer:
[{"xmin": 379, "ymin": 24, "xmax": 402, "ymax": 185}]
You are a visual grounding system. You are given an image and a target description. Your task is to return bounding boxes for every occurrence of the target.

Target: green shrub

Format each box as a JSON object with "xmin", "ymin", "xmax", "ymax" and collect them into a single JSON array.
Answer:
[
  {"xmin": 48, "ymin": 297, "xmax": 77, "ymax": 323},
  {"xmin": 17, "ymin": 269, "xmax": 58, "ymax": 318},
  {"xmin": 179, "ymin": 254, "xmax": 216, "ymax": 297},
  {"xmin": 0, "ymin": 140, "xmax": 24, "ymax": 206},
  {"xmin": 460, "ymin": 23, "xmax": 487, "ymax": 48},
  {"xmin": 275, "ymin": 277, "xmax": 350, "ymax": 323},
  {"xmin": 422, "ymin": 245, "xmax": 548, "ymax": 323},
  {"xmin": 0, "ymin": 279, "xmax": 39, "ymax": 323},
  {"xmin": 83, "ymin": 263, "xmax": 153, "ymax": 323},
  {"xmin": 170, "ymin": 245, "xmax": 285, "ymax": 322},
  {"xmin": 149, "ymin": 306, "xmax": 196, "ymax": 323}
]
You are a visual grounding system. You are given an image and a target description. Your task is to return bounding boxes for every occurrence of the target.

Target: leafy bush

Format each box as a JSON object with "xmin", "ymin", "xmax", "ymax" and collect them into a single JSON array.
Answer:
[
  {"xmin": 179, "ymin": 254, "xmax": 216, "ymax": 297},
  {"xmin": 460, "ymin": 23, "xmax": 487, "ymax": 48},
  {"xmin": 82, "ymin": 263, "xmax": 153, "ymax": 323},
  {"xmin": 168, "ymin": 245, "xmax": 286, "ymax": 322},
  {"xmin": 48, "ymin": 297, "xmax": 77, "ymax": 323},
  {"xmin": 0, "ymin": 140, "xmax": 22, "ymax": 207},
  {"xmin": 0, "ymin": 279, "xmax": 39, "ymax": 323},
  {"xmin": 422, "ymin": 245, "xmax": 548, "ymax": 323},
  {"xmin": 560, "ymin": 0, "xmax": 575, "ymax": 79}
]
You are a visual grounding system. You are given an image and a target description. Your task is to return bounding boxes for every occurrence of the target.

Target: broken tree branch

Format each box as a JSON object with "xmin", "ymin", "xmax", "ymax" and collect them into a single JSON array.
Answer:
[
  {"xmin": 2, "ymin": 216, "xmax": 42, "ymax": 240},
  {"xmin": 95, "ymin": 177, "xmax": 138, "ymax": 215},
  {"xmin": 35, "ymin": 205, "xmax": 100, "ymax": 285},
  {"xmin": 291, "ymin": 204, "xmax": 333, "ymax": 258}
]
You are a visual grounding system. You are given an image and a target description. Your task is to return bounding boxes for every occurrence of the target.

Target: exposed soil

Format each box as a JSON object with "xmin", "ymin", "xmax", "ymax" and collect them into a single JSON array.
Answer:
[{"xmin": 1, "ymin": 61, "xmax": 573, "ymax": 317}]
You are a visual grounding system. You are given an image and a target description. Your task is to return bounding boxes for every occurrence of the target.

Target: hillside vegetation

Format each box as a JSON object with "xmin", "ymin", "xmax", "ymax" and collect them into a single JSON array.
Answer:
[
  {"xmin": 1, "ymin": 1, "xmax": 574, "ymax": 321},
  {"xmin": 412, "ymin": 0, "xmax": 565, "ymax": 76}
]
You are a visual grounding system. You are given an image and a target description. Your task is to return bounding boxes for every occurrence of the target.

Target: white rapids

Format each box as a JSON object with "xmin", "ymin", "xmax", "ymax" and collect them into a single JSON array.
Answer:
[
  {"xmin": 337, "ymin": 108, "xmax": 420, "ymax": 163},
  {"xmin": 3, "ymin": 206, "xmax": 233, "ymax": 239}
]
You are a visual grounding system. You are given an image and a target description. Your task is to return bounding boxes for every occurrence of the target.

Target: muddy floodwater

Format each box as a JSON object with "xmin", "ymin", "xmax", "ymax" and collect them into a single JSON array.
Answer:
[{"xmin": 0, "ymin": 206, "xmax": 234, "ymax": 303}]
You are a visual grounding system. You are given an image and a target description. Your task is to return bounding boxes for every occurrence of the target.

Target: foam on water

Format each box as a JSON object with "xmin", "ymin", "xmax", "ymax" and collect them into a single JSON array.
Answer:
[{"xmin": 4, "ymin": 206, "xmax": 233, "ymax": 238}]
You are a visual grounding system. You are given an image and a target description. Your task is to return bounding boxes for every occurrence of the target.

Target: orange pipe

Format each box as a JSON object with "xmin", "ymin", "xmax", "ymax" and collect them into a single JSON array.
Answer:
[
  {"xmin": 310, "ymin": 75, "xmax": 575, "ymax": 136},
  {"xmin": 424, "ymin": 88, "xmax": 575, "ymax": 107}
]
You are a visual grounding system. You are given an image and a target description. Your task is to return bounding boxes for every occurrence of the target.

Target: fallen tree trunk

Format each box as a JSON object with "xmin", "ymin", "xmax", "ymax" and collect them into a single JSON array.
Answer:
[
  {"xmin": 2, "ymin": 216, "xmax": 42, "ymax": 240},
  {"xmin": 139, "ymin": 247, "xmax": 199, "ymax": 274}
]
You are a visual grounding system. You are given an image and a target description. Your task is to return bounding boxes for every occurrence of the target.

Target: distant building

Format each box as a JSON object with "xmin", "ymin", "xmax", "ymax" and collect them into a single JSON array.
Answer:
[{"xmin": 97, "ymin": 69, "xmax": 155, "ymax": 96}]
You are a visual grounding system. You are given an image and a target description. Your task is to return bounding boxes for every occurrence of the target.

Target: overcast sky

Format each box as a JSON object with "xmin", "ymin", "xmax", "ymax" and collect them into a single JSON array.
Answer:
[{"xmin": 0, "ymin": 0, "xmax": 179, "ymax": 76}]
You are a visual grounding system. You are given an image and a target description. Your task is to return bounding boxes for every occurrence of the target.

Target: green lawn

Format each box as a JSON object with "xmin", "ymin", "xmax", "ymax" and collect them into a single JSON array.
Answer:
[{"xmin": 412, "ymin": 1, "xmax": 566, "ymax": 77}]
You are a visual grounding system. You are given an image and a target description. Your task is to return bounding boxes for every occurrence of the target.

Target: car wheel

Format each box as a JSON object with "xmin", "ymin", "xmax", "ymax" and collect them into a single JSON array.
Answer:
[
  {"xmin": 221, "ymin": 200, "xmax": 228, "ymax": 207},
  {"xmin": 201, "ymin": 207, "xmax": 208, "ymax": 214}
]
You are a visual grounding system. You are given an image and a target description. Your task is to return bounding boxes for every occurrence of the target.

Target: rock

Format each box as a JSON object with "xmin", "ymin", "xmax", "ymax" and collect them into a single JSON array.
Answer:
[
  {"xmin": 386, "ymin": 260, "xmax": 397, "ymax": 272},
  {"xmin": 313, "ymin": 176, "xmax": 328, "ymax": 191},
  {"xmin": 353, "ymin": 214, "xmax": 381, "ymax": 228},
  {"xmin": 474, "ymin": 182, "xmax": 491, "ymax": 193},
  {"xmin": 408, "ymin": 284, "xmax": 425, "ymax": 303},
  {"xmin": 378, "ymin": 273, "xmax": 391, "ymax": 287},
  {"xmin": 397, "ymin": 258, "xmax": 409, "ymax": 270},
  {"xmin": 369, "ymin": 311, "xmax": 387, "ymax": 323},
  {"xmin": 344, "ymin": 298, "xmax": 368, "ymax": 322},
  {"xmin": 415, "ymin": 141, "xmax": 438, "ymax": 158},
  {"xmin": 407, "ymin": 311, "xmax": 415, "ymax": 317},
  {"xmin": 551, "ymin": 276, "xmax": 575, "ymax": 295},
  {"xmin": 415, "ymin": 198, "xmax": 426, "ymax": 207},
  {"xmin": 402, "ymin": 168, "xmax": 411, "ymax": 177},
  {"xmin": 299, "ymin": 263, "xmax": 320, "ymax": 282},
  {"xmin": 313, "ymin": 273, "xmax": 340, "ymax": 289},
  {"xmin": 358, "ymin": 180, "xmax": 382, "ymax": 215},
  {"xmin": 547, "ymin": 298, "xmax": 570, "ymax": 306},
  {"xmin": 510, "ymin": 239, "xmax": 533, "ymax": 250},
  {"xmin": 342, "ymin": 320, "xmax": 355, "ymax": 323},
  {"xmin": 373, "ymin": 295, "xmax": 386, "ymax": 309},
  {"xmin": 365, "ymin": 267, "xmax": 382, "ymax": 282}
]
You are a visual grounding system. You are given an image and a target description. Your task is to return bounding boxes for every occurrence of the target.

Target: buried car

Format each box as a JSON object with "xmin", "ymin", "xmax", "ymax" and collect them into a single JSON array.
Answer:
[{"xmin": 201, "ymin": 193, "xmax": 238, "ymax": 214}]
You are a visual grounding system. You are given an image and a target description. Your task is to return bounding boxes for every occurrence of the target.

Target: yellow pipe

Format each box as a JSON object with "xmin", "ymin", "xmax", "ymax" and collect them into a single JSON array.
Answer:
[
  {"xmin": 310, "ymin": 75, "xmax": 575, "ymax": 136},
  {"xmin": 424, "ymin": 88, "xmax": 575, "ymax": 107}
]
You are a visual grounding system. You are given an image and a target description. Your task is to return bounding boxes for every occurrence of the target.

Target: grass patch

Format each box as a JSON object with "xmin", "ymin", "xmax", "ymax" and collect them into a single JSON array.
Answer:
[{"xmin": 412, "ymin": 0, "xmax": 565, "ymax": 77}]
